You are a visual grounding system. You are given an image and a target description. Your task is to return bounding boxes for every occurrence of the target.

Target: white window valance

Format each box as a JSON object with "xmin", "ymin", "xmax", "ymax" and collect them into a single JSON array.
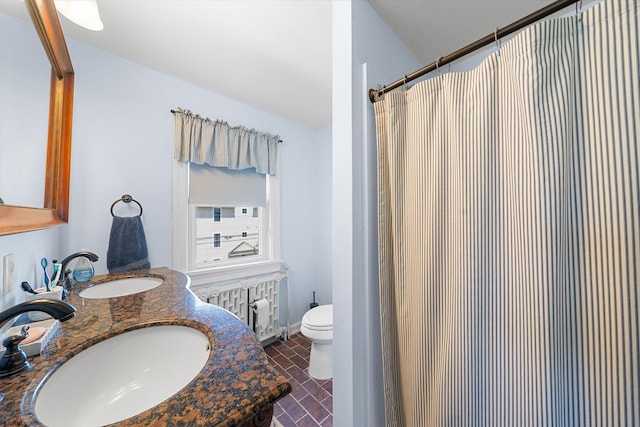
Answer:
[{"xmin": 172, "ymin": 108, "xmax": 280, "ymax": 176}]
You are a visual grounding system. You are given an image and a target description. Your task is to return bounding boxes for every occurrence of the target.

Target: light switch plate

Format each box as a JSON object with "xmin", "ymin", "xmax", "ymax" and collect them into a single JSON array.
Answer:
[{"xmin": 3, "ymin": 253, "xmax": 15, "ymax": 296}]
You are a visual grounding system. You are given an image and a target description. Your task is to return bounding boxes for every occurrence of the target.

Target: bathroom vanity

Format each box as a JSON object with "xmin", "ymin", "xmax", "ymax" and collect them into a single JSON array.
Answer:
[{"xmin": 0, "ymin": 267, "xmax": 291, "ymax": 426}]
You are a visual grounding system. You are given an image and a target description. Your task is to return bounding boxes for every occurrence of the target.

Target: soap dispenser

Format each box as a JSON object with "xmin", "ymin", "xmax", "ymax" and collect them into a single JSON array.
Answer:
[{"xmin": 72, "ymin": 256, "xmax": 95, "ymax": 282}]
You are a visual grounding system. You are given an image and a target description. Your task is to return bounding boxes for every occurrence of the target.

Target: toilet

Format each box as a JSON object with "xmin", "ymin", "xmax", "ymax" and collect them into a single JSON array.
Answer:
[{"xmin": 300, "ymin": 304, "xmax": 333, "ymax": 380}]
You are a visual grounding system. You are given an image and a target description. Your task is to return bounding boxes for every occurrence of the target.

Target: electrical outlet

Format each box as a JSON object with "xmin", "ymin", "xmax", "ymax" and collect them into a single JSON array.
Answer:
[{"xmin": 3, "ymin": 254, "xmax": 15, "ymax": 296}]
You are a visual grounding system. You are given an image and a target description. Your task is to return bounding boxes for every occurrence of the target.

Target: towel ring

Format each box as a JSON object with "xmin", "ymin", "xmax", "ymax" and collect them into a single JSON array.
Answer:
[{"xmin": 110, "ymin": 194, "xmax": 143, "ymax": 217}]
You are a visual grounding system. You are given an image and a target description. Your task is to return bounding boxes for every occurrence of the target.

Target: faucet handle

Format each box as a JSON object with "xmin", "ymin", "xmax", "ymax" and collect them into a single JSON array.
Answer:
[
  {"xmin": 0, "ymin": 326, "xmax": 31, "ymax": 378},
  {"xmin": 3, "ymin": 325, "xmax": 30, "ymax": 345}
]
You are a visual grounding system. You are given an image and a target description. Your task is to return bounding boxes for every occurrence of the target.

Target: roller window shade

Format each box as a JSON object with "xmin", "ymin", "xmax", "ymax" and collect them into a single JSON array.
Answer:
[{"xmin": 189, "ymin": 163, "xmax": 266, "ymax": 207}]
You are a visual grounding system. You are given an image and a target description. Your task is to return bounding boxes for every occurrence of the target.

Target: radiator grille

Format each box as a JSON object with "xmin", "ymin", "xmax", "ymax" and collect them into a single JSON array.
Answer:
[{"xmin": 191, "ymin": 270, "xmax": 287, "ymax": 343}]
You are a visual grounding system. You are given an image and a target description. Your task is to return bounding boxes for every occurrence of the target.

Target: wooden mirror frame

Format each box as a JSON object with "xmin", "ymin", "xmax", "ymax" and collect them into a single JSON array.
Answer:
[{"xmin": 0, "ymin": 0, "xmax": 74, "ymax": 236}]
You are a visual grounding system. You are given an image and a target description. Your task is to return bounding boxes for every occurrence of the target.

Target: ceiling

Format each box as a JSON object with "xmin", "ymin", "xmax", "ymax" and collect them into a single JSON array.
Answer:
[
  {"xmin": 369, "ymin": 0, "xmax": 564, "ymax": 66},
  {"xmin": 2, "ymin": 0, "xmax": 583, "ymax": 129}
]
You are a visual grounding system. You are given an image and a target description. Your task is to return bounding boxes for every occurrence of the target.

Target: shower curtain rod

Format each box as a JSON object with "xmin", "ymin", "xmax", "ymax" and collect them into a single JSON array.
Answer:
[{"xmin": 369, "ymin": 0, "xmax": 581, "ymax": 103}]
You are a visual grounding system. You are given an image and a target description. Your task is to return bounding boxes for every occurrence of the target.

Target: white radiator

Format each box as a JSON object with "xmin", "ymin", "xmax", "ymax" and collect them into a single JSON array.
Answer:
[{"xmin": 191, "ymin": 269, "xmax": 289, "ymax": 343}]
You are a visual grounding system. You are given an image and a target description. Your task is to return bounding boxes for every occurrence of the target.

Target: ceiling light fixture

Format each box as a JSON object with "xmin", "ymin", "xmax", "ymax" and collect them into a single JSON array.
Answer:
[{"xmin": 54, "ymin": 0, "xmax": 104, "ymax": 31}]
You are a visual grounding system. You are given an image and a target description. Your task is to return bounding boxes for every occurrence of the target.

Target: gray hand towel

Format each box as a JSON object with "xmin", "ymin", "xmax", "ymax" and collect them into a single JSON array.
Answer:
[{"xmin": 107, "ymin": 216, "xmax": 150, "ymax": 273}]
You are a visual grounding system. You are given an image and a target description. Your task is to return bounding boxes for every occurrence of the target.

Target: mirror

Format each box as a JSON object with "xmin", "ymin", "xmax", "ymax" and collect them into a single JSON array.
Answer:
[
  {"xmin": 0, "ymin": 0, "xmax": 74, "ymax": 235},
  {"xmin": 0, "ymin": 1, "xmax": 50, "ymax": 209}
]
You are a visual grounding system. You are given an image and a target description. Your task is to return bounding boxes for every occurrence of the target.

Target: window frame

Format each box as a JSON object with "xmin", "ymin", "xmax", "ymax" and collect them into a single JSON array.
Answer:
[
  {"xmin": 212, "ymin": 232, "xmax": 221, "ymax": 248},
  {"xmin": 173, "ymin": 160, "xmax": 281, "ymax": 283}
]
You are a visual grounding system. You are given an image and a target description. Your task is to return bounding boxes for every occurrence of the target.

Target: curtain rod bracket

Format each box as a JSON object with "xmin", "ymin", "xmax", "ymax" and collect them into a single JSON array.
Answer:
[{"xmin": 368, "ymin": 88, "xmax": 378, "ymax": 103}]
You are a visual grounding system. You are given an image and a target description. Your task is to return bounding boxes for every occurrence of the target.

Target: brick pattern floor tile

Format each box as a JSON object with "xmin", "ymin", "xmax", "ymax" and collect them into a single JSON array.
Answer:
[{"xmin": 266, "ymin": 333, "xmax": 332, "ymax": 427}]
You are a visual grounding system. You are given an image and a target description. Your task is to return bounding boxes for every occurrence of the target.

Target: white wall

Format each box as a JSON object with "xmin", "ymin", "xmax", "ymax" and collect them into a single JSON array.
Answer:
[
  {"xmin": 332, "ymin": 1, "xmax": 422, "ymax": 425},
  {"xmin": 281, "ymin": 123, "xmax": 332, "ymax": 324},
  {"xmin": 1, "ymin": 16, "xmax": 332, "ymax": 331}
]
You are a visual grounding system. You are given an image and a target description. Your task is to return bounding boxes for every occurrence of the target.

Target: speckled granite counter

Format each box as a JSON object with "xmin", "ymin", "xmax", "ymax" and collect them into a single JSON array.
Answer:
[{"xmin": 0, "ymin": 267, "xmax": 291, "ymax": 426}]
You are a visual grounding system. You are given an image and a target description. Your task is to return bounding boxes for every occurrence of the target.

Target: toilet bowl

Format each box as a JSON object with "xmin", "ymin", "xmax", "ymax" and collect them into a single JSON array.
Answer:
[{"xmin": 300, "ymin": 304, "xmax": 333, "ymax": 380}]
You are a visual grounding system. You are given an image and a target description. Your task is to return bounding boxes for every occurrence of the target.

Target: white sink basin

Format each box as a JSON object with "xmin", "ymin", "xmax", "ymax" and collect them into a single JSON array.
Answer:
[
  {"xmin": 35, "ymin": 325, "xmax": 211, "ymax": 427},
  {"xmin": 79, "ymin": 277, "xmax": 163, "ymax": 299}
]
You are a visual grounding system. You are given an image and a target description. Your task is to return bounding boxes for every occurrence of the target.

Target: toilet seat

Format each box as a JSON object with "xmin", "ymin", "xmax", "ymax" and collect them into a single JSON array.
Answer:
[
  {"xmin": 301, "ymin": 304, "xmax": 333, "ymax": 329},
  {"xmin": 302, "ymin": 323, "xmax": 332, "ymax": 332}
]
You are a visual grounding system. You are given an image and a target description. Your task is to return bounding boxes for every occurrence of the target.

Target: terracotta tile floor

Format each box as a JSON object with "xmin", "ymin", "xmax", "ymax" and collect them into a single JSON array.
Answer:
[{"xmin": 265, "ymin": 333, "xmax": 333, "ymax": 427}]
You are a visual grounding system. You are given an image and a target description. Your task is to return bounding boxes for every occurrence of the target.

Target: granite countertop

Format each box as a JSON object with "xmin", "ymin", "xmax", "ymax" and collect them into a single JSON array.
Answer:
[{"xmin": 0, "ymin": 267, "xmax": 291, "ymax": 426}]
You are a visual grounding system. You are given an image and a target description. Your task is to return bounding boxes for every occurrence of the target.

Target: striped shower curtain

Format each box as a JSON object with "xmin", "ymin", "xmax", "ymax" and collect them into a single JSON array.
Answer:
[{"xmin": 374, "ymin": 0, "xmax": 639, "ymax": 426}]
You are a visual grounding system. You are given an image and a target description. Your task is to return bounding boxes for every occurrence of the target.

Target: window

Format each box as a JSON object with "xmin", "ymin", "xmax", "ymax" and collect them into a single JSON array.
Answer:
[
  {"xmin": 194, "ymin": 206, "xmax": 261, "ymax": 265},
  {"xmin": 173, "ymin": 161, "xmax": 281, "ymax": 274}
]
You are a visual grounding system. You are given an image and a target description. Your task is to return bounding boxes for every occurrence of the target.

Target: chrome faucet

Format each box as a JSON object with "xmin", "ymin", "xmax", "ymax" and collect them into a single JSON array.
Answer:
[{"xmin": 0, "ymin": 299, "xmax": 76, "ymax": 378}]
